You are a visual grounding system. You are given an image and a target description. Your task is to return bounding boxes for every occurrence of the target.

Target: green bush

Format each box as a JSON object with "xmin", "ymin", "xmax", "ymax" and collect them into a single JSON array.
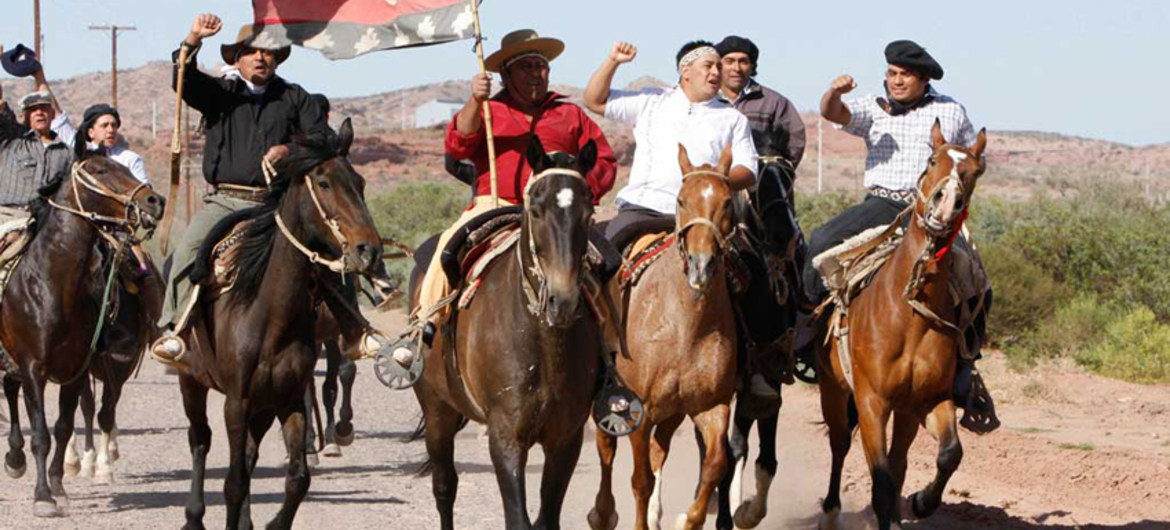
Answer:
[
  {"xmin": 368, "ymin": 182, "xmax": 468, "ymax": 286},
  {"xmin": 796, "ymin": 190, "xmax": 861, "ymax": 236},
  {"xmin": 1075, "ymin": 306, "xmax": 1170, "ymax": 384},
  {"xmin": 1008, "ymin": 294, "xmax": 1115, "ymax": 367},
  {"xmin": 980, "ymin": 241, "xmax": 1072, "ymax": 347}
]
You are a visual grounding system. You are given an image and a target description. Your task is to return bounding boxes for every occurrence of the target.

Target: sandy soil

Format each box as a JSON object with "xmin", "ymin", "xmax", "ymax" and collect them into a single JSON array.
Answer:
[{"xmin": 1, "ymin": 308, "xmax": 1167, "ymax": 529}]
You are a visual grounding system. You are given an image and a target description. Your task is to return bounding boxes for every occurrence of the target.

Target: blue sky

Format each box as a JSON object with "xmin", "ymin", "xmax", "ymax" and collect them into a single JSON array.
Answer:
[{"xmin": 3, "ymin": 0, "xmax": 1167, "ymax": 145}]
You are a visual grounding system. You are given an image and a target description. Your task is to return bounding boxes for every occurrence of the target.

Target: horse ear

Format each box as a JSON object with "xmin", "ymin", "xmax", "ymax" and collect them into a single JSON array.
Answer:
[
  {"xmin": 577, "ymin": 140, "xmax": 598, "ymax": 176},
  {"xmin": 338, "ymin": 118, "xmax": 354, "ymax": 157},
  {"xmin": 677, "ymin": 143, "xmax": 694, "ymax": 174},
  {"xmin": 527, "ymin": 135, "xmax": 548, "ymax": 174},
  {"xmin": 717, "ymin": 145, "xmax": 733, "ymax": 176},
  {"xmin": 931, "ymin": 118, "xmax": 946, "ymax": 149},
  {"xmin": 971, "ymin": 127, "xmax": 987, "ymax": 159}
]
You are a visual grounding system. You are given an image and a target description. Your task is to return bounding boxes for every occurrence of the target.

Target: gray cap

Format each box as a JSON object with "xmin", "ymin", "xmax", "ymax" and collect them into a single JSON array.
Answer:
[{"xmin": 18, "ymin": 90, "xmax": 53, "ymax": 112}]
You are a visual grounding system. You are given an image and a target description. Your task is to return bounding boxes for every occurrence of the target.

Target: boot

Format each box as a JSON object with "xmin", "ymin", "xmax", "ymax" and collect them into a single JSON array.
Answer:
[
  {"xmin": 955, "ymin": 360, "xmax": 1000, "ymax": 434},
  {"xmin": 149, "ymin": 329, "xmax": 189, "ymax": 368}
]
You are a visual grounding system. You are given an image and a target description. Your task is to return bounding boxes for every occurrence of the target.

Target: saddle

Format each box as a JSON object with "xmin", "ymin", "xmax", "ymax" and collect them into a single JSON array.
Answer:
[{"xmin": 207, "ymin": 220, "xmax": 254, "ymax": 293}]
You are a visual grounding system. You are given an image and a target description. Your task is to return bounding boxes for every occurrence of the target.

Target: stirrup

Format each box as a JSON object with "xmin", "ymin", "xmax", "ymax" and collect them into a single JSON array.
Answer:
[
  {"xmin": 150, "ymin": 333, "xmax": 189, "ymax": 368},
  {"xmin": 959, "ymin": 370, "xmax": 1000, "ymax": 434},
  {"xmin": 374, "ymin": 330, "xmax": 425, "ymax": 390},
  {"xmin": 592, "ymin": 360, "xmax": 644, "ymax": 437}
]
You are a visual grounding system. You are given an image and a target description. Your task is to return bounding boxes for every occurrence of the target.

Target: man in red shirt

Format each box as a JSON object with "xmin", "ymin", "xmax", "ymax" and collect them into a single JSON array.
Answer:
[{"xmin": 415, "ymin": 29, "xmax": 617, "ymax": 335}]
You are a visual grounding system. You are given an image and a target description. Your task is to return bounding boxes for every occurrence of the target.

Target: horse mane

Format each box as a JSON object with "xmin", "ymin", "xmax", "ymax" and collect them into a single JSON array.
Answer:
[
  {"xmin": 26, "ymin": 149, "xmax": 107, "ymax": 240},
  {"xmin": 189, "ymin": 136, "xmax": 342, "ymax": 305}
]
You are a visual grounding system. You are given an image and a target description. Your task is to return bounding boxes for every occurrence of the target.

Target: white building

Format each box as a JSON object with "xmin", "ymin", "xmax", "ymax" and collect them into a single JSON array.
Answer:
[{"xmin": 414, "ymin": 98, "xmax": 464, "ymax": 128}]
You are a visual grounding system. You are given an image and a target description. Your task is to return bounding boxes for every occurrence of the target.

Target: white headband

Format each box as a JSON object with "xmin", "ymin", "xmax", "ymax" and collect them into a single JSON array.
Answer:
[
  {"xmin": 677, "ymin": 46, "xmax": 718, "ymax": 73},
  {"xmin": 504, "ymin": 52, "xmax": 549, "ymax": 70}
]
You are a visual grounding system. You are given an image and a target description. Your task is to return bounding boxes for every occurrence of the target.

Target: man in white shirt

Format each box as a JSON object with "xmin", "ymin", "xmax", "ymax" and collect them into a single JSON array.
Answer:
[
  {"xmin": 584, "ymin": 40, "xmax": 758, "ymax": 241},
  {"xmin": 56, "ymin": 104, "xmax": 149, "ymax": 184}
]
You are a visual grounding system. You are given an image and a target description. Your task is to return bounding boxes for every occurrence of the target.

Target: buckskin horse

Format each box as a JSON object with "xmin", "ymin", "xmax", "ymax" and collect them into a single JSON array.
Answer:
[
  {"xmin": 175, "ymin": 119, "xmax": 385, "ymax": 530},
  {"xmin": 0, "ymin": 152, "xmax": 164, "ymax": 517},
  {"xmin": 588, "ymin": 146, "xmax": 738, "ymax": 530},
  {"xmin": 817, "ymin": 120, "xmax": 987, "ymax": 530},
  {"xmin": 409, "ymin": 137, "xmax": 601, "ymax": 530}
]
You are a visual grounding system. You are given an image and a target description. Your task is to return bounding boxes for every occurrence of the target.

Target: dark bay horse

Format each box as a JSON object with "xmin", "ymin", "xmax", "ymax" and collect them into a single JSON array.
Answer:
[
  {"xmin": 589, "ymin": 146, "xmax": 738, "ymax": 530},
  {"xmin": 0, "ymin": 154, "xmax": 164, "ymax": 517},
  {"xmin": 176, "ymin": 119, "xmax": 384, "ymax": 530},
  {"xmin": 818, "ymin": 120, "xmax": 987, "ymax": 530},
  {"xmin": 409, "ymin": 137, "xmax": 600, "ymax": 530}
]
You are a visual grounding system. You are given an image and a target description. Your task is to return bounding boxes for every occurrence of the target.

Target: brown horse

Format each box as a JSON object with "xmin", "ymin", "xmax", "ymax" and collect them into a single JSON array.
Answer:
[
  {"xmin": 817, "ymin": 120, "xmax": 987, "ymax": 530},
  {"xmin": 589, "ymin": 146, "xmax": 738, "ymax": 530},
  {"xmin": 176, "ymin": 120, "xmax": 384, "ymax": 530},
  {"xmin": 409, "ymin": 137, "xmax": 600, "ymax": 530},
  {"xmin": 0, "ymin": 154, "xmax": 164, "ymax": 517}
]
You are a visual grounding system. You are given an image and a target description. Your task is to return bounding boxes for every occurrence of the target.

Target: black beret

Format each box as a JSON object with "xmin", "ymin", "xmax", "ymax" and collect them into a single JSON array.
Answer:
[
  {"xmin": 2, "ymin": 44, "xmax": 42, "ymax": 78},
  {"xmin": 82, "ymin": 103, "xmax": 121, "ymax": 128},
  {"xmin": 715, "ymin": 36, "xmax": 759, "ymax": 65},
  {"xmin": 885, "ymin": 40, "xmax": 943, "ymax": 80}
]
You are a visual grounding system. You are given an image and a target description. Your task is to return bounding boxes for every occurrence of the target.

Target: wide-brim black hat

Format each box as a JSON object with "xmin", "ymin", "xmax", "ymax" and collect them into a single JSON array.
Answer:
[
  {"xmin": 2, "ymin": 44, "xmax": 42, "ymax": 78},
  {"xmin": 885, "ymin": 40, "xmax": 943, "ymax": 80}
]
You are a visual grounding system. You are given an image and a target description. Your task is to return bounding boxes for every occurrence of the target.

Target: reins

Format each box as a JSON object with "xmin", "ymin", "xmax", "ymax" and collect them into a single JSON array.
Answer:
[
  {"xmin": 674, "ymin": 169, "xmax": 734, "ymax": 274},
  {"xmin": 516, "ymin": 167, "xmax": 589, "ymax": 318},
  {"xmin": 263, "ymin": 159, "xmax": 354, "ymax": 276}
]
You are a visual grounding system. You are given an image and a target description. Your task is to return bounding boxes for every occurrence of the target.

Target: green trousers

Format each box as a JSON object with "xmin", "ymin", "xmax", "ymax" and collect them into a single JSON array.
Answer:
[{"xmin": 157, "ymin": 193, "xmax": 260, "ymax": 328}]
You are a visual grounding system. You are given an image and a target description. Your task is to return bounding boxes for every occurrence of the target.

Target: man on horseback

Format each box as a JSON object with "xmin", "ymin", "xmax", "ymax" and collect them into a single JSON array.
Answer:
[
  {"xmin": 151, "ymin": 13, "xmax": 326, "ymax": 365},
  {"xmin": 55, "ymin": 104, "xmax": 149, "ymax": 184},
  {"xmin": 806, "ymin": 39, "xmax": 996, "ymax": 427},
  {"xmin": 715, "ymin": 35, "xmax": 809, "ymax": 397},
  {"xmin": 406, "ymin": 29, "xmax": 617, "ymax": 350},
  {"xmin": 584, "ymin": 40, "xmax": 758, "ymax": 238}
]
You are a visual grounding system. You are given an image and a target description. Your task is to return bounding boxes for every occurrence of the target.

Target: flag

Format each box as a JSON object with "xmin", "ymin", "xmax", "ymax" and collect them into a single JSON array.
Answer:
[{"xmin": 251, "ymin": 0, "xmax": 480, "ymax": 60}]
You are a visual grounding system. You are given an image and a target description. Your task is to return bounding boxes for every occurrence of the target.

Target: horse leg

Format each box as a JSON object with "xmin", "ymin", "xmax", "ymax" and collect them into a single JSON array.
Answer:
[
  {"xmin": 4, "ymin": 373, "xmax": 26, "ymax": 479},
  {"xmin": 717, "ymin": 404, "xmax": 750, "ymax": 530},
  {"xmin": 906, "ymin": 401, "xmax": 962, "ymax": 520},
  {"xmin": 300, "ymin": 384, "xmax": 318, "ymax": 469},
  {"xmin": 223, "ymin": 397, "xmax": 252, "ymax": 530},
  {"xmin": 855, "ymin": 387, "xmax": 896, "ymax": 530},
  {"xmin": 887, "ymin": 412, "xmax": 919, "ymax": 523},
  {"xmin": 487, "ymin": 421, "xmax": 532, "ymax": 529},
  {"xmin": 238, "ymin": 410, "xmax": 275, "ymax": 530},
  {"xmin": 94, "ymin": 380, "xmax": 122, "ymax": 484},
  {"xmin": 628, "ymin": 423, "xmax": 655, "ymax": 530},
  {"xmin": 336, "ymin": 347, "xmax": 357, "ymax": 447},
  {"xmin": 48, "ymin": 377, "xmax": 85, "ymax": 511},
  {"xmin": 268, "ymin": 405, "xmax": 309, "ymax": 530},
  {"xmin": 679, "ymin": 405, "xmax": 730, "ymax": 530},
  {"xmin": 64, "ymin": 381, "xmax": 94, "ymax": 478},
  {"xmin": 533, "ymin": 431, "xmax": 585, "ymax": 530},
  {"xmin": 649, "ymin": 415, "xmax": 684, "ymax": 530},
  {"xmin": 817, "ymin": 381, "xmax": 853, "ymax": 530},
  {"xmin": 419, "ymin": 387, "xmax": 462, "ymax": 530},
  {"xmin": 587, "ymin": 428, "xmax": 619, "ymax": 530},
  {"xmin": 22, "ymin": 368, "xmax": 60, "ymax": 517},
  {"xmin": 181, "ymin": 375, "xmax": 212, "ymax": 530},
  {"xmin": 734, "ymin": 407, "xmax": 779, "ymax": 529},
  {"xmin": 321, "ymin": 340, "xmax": 341, "ymax": 456}
]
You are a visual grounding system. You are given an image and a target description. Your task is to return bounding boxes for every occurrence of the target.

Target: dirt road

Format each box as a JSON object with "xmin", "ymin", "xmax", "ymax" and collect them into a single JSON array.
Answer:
[{"xmin": 1, "ymin": 309, "xmax": 1167, "ymax": 529}]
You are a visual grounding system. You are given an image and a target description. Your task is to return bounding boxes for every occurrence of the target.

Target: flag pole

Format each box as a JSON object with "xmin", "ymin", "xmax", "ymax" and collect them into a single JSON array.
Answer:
[{"xmin": 469, "ymin": 0, "xmax": 499, "ymax": 207}]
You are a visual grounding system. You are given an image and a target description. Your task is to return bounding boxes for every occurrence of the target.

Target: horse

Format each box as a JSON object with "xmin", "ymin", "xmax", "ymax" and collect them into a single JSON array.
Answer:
[
  {"xmin": 0, "ymin": 153, "xmax": 164, "ymax": 517},
  {"xmin": 816, "ymin": 120, "xmax": 987, "ymax": 530},
  {"xmin": 308, "ymin": 301, "xmax": 358, "ymax": 459},
  {"xmin": 710, "ymin": 154, "xmax": 804, "ymax": 530},
  {"xmin": 60, "ymin": 253, "xmax": 165, "ymax": 483},
  {"xmin": 175, "ymin": 119, "xmax": 385, "ymax": 530},
  {"xmin": 588, "ymin": 145, "xmax": 738, "ymax": 530},
  {"xmin": 409, "ymin": 136, "xmax": 601, "ymax": 530}
]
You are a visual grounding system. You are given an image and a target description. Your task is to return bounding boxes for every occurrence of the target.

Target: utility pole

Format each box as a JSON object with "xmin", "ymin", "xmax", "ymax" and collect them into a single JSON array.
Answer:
[
  {"xmin": 88, "ymin": 24, "xmax": 137, "ymax": 109},
  {"xmin": 33, "ymin": 0, "xmax": 43, "ymax": 58},
  {"xmin": 817, "ymin": 116, "xmax": 823, "ymax": 193}
]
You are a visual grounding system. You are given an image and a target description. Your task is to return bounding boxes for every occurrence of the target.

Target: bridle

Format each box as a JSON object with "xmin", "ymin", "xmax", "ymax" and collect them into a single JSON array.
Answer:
[
  {"xmin": 49, "ymin": 160, "xmax": 153, "ymax": 235},
  {"xmin": 517, "ymin": 167, "xmax": 591, "ymax": 318},
  {"xmin": 674, "ymin": 169, "xmax": 734, "ymax": 273},
  {"xmin": 913, "ymin": 149, "xmax": 971, "ymax": 238},
  {"xmin": 265, "ymin": 159, "xmax": 355, "ymax": 275}
]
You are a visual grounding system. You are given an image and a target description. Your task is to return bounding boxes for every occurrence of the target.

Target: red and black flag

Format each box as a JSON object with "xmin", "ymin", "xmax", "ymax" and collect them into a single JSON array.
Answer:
[{"xmin": 251, "ymin": 0, "xmax": 480, "ymax": 60}]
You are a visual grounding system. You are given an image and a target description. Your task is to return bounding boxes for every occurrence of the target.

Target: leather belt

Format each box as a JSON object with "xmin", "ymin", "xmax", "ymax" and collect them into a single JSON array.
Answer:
[
  {"xmin": 868, "ymin": 186, "xmax": 916, "ymax": 205},
  {"xmin": 213, "ymin": 184, "xmax": 269, "ymax": 203}
]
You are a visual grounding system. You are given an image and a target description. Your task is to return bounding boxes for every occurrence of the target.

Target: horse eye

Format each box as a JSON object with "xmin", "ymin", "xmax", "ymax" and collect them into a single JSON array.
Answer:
[
  {"xmin": 317, "ymin": 179, "xmax": 331, "ymax": 190},
  {"xmin": 929, "ymin": 157, "xmax": 937, "ymax": 166}
]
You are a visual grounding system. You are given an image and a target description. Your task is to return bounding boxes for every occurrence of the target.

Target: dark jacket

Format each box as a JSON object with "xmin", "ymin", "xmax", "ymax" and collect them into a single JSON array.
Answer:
[
  {"xmin": 719, "ymin": 79, "xmax": 806, "ymax": 168},
  {"xmin": 0, "ymin": 104, "xmax": 72, "ymax": 206},
  {"xmin": 172, "ymin": 44, "xmax": 324, "ymax": 187}
]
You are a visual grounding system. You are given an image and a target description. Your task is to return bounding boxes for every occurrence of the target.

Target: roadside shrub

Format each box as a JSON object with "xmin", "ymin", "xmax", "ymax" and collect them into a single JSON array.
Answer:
[
  {"xmin": 368, "ymin": 182, "xmax": 467, "ymax": 287},
  {"xmin": 1075, "ymin": 306, "xmax": 1170, "ymax": 384},
  {"xmin": 980, "ymin": 241, "xmax": 1071, "ymax": 348},
  {"xmin": 1009, "ymin": 294, "xmax": 1115, "ymax": 367},
  {"xmin": 797, "ymin": 190, "xmax": 861, "ymax": 235}
]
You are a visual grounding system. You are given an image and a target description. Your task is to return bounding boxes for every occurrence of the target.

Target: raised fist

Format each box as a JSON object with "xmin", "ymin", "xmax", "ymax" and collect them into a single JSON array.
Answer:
[
  {"xmin": 830, "ymin": 75, "xmax": 857, "ymax": 95},
  {"xmin": 610, "ymin": 42, "xmax": 637, "ymax": 64},
  {"xmin": 187, "ymin": 14, "xmax": 223, "ymax": 43}
]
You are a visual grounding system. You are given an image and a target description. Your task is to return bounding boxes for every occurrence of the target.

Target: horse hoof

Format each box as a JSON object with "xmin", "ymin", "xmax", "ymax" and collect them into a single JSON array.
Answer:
[
  {"xmin": 93, "ymin": 468, "xmax": 114, "ymax": 485},
  {"xmin": 586, "ymin": 508, "xmax": 618, "ymax": 530},
  {"xmin": 306, "ymin": 453, "xmax": 320, "ymax": 469},
  {"xmin": 4, "ymin": 459, "xmax": 26, "ymax": 479},
  {"xmin": 817, "ymin": 508, "xmax": 842, "ymax": 530},
  {"xmin": 335, "ymin": 429, "xmax": 355, "ymax": 447},
  {"xmin": 674, "ymin": 513, "xmax": 694, "ymax": 530},
  {"xmin": 733, "ymin": 498, "xmax": 766, "ymax": 529},
  {"xmin": 322, "ymin": 443, "xmax": 342, "ymax": 458},
  {"xmin": 64, "ymin": 460, "xmax": 80, "ymax": 478},
  {"xmin": 33, "ymin": 500, "xmax": 62, "ymax": 518}
]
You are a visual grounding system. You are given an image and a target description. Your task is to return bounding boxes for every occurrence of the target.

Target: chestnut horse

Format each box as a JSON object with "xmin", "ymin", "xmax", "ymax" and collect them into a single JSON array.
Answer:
[
  {"xmin": 589, "ymin": 146, "xmax": 738, "ymax": 530},
  {"xmin": 176, "ymin": 120, "xmax": 384, "ymax": 530},
  {"xmin": 409, "ymin": 137, "xmax": 600, "ymax": 530},
  {"xmin": 817, "ymin": 120, "xmax": 987, "ymax": 530},
  {"xmin": 0, "ymin": 154, "xmax": 164, "ymax": 517}
]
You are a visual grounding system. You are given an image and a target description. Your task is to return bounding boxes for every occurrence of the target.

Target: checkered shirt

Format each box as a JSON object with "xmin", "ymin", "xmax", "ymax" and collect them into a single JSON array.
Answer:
[{"xmin": 839, "ymin": 87, "xmax": 975, "ymax": 191}]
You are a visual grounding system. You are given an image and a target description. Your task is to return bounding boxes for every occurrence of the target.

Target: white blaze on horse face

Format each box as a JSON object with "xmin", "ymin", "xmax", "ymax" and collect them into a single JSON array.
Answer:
[
  {"xmin": 701, "ymin": 184, "xmax": 714, "ymax": 200},
  {"xmin": 556, "ymin": 187, "xmax": 574, "ymax": 209},
  {"xmin": 930, "ymin": 149, "xmax": 970, "ymax": 225}
]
